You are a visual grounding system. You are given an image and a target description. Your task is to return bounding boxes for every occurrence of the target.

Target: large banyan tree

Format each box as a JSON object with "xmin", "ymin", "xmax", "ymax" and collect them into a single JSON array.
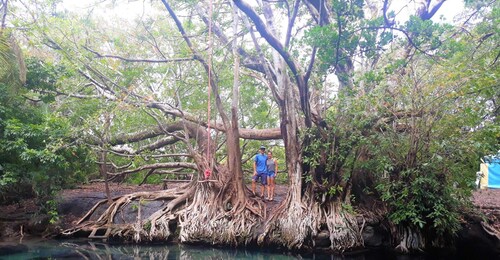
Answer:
[{"xmin": 10, "ymin": 0, "xmax": 499, "ymax": 253}]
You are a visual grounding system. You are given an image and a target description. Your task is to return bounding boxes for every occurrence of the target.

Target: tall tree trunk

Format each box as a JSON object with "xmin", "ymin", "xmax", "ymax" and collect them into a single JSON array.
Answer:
[
  {"xmin": 228, "ymin": 3, "xmax": 246, "ymax": 199},
  {"xmin": 161, "ymin": 0, "xmax": 263, "ymax": 246},
  {"xmin": 235, "ymin": 0, "xmax": 363, "ymax": 251},
  {"xmin": 0, "ymin": 0, "xmax": 7, "ymax": 29},
  {"xmin": 101, "ymin": 112, "xmax": 112, "ymax": 204}
]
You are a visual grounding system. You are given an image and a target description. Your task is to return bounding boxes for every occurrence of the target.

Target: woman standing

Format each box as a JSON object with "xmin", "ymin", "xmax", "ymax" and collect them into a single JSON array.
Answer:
[{"xmin": 266, "ymin": 151, "xmax": 278, "ymax": 201}]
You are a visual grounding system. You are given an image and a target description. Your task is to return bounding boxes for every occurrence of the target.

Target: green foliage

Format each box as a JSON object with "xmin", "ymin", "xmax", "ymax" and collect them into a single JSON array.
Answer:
[
  {"xmin": 0, "ymin": 33, "xmax": 11, "ymax": 66},
  {"xmin": 0, "ymin": 56, "xmax": 95, "ymax": 208},
  {"xmin": 341, "ymin": 202, "xmax": 356, "ymax": 215},
  {"xmin": 46, "ymin": 198, "xmax": 60, "ymax": 224},
  {"xmin": 143, "ymin": 220, "xmax": 152, "ymax": 232},
  {"xmin": 131, "ymin": 202, "xmax": 139, "ymax": 211},
  {"xmin": 367, "ymin": 9, "xmax": 498, "ymax": 236},
  {"xmin": 3, "ymin": 0, "xmax": 496, "ymax": 246},
  {"xmin": 24, "ymin": 57, "xmax": 70, "ymax": 102},
  {"xmin": 303, "ymin": 0, "xmax": 391, "ymax": 76},
  {"xmin": 301, "ymin": 4, "xmax": 498, "ymax": 236},
  {"xmin": 376, "ymin": 168, "xmax": 461, "ymax": 234},
  {"xmin": 0, "ymin": 32, "xmax": 24, "ymax": 91},
  {"xmin": 301, "ymin": 94, "xmax": 375, "ymax": 202},
  {"xmin": 274, "ymin": 170, "xmax": 288, "ymax": 185},
  {"xmin": 328, "ymin": 185, "xmax": 343, "ymax": 196}
]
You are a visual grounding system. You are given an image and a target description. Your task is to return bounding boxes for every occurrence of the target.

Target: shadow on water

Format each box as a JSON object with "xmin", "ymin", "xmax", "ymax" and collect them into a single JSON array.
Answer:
[{"xmin": 0, "ymin": 238, "xmax": 484, "ymax": 260}]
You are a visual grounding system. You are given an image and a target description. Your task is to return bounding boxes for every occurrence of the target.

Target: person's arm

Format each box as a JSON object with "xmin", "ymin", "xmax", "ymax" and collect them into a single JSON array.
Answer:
[
  {"xmin": 274, "ymin": 159, "xmax": 278, "ymax": 174},
  {"xmin": 253, "ymin": 157, "xmax": 257, "ymax": 176}
]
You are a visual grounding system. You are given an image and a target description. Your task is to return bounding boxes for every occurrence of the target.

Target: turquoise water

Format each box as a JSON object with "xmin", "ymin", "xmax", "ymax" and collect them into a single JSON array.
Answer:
[
  {"xmin": 0, "ymin": 239, "xmax": 312, "ymax": 259},
  {"xmin": 0, "ymin": 238, "xmax": 464, "ymax": 259},
  {"xmin": 1, "ymin": 239, "xmax": 311, "ymax": 259}
]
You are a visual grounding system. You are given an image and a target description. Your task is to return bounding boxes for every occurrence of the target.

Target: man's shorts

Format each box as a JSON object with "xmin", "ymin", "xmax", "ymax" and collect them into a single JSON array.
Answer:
[
  {"xmin": 253, "ymin": 172, "xmax": 267, "ymax": 185},
  {"xmin": 267, "ymin": 171, "xmax": 276, "ymax": 178}
]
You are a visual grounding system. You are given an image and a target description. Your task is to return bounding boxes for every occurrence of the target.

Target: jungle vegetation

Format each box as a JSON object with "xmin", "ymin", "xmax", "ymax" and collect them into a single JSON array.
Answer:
[{"xmin": 0, "ymin": 0, "xmax": 498, "ymax": 253}]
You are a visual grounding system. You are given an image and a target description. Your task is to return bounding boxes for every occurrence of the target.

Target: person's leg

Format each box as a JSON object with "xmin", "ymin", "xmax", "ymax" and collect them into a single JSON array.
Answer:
[
  {"xmin": 267, "ymin": 176, "xmax": 271, "ymax": 199},
  {"xmin": 270, "ymin": 177, "xmax": 275, "ymax": 200},
  {"xmin": 251, "ymin": 175, "xmax": 257, "ymax": 196},
  {"xmin": 269, "ymin": 172, "xmax": 275, "ymax": 200},
  {"xmin": 259, "ymin": 173, "xmax": 267, "ymax": 198}
]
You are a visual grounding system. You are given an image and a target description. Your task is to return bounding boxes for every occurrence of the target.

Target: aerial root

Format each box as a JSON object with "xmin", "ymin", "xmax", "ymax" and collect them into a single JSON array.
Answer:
[
  {"xmin": 481, "ymin": 221, "xmax": 500, "ymax": 240},
  {"xmin": 178, "ymin": 185, "xmax": 260, "ymax": 246},
  {"xmin": 322, "ymin": 202, "xmax": 363, "ymax": 252},
  {"xmin": 60, "ymin": 188, "xmax": 185, "ymax": 241},
  {"xmin": 394, "ymin": 226, "xmax": 425, "ymax": 253},
  {"xmin": 262, "ymin": 198, "xmax": 362, "ymax": 252},
  {"xmin": 262, "ymin": 199, "xmax": 312, "ymax": 249}
]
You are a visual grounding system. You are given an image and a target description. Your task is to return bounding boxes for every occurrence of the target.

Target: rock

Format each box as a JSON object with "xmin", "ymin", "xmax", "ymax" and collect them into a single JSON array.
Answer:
[
  {"xmin": 113, "ymin": 201, "xmax": 166, "ymax": 224},
  {"xmin": 26, "ymin": 214, "xmax": 51, "ymax": 234},
  {"xmin": 314, "ymin": 230, "xmax": 331, "ymax": 247},
  {"xmin": 362, "ymin": 225, "xmax": 389, "ymax": 247},
  {"xmin": 455, "ymin": 221, "xmax": 500, "ymax": 259}
]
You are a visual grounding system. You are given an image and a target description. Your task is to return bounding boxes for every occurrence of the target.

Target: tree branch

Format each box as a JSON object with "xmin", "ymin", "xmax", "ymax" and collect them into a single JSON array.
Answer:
[
  {"xmin": 383, "ymin": 0, "xmax": 395, "ymax": 27},
  {"xmin": 418, "ymin": 0, "xmax": 446, "ymax": 20},
  {"xmin": 194, "ymin": 4, "xmax": 269, "ymax": 76},
  {"xmin": 161, "ymin": 0, "xmax": 231, "ymax": 129},
  {"xmin": 285, "ymin": 0, "xmax": 301, "ymax": 48},
  {"xmin": 1, "ymin": 0, "xmax": 8, "ymax": 29},
  {"xmin": 83, "ymin": 45, "xmax": 195, "ymax": 63},
  {"xmin": 108, "ymin": 162, "xmax": 198, "ymax": 177},
  {"xmin": 234, "ymin": 0, "xmax": 312, "ymax": 126}
]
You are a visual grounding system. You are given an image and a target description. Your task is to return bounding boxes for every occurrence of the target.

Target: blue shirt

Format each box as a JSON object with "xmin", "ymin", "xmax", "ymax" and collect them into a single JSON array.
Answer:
[{"xmin": 254, "ymin": 153, "xmax": 268, "ymax": 173}]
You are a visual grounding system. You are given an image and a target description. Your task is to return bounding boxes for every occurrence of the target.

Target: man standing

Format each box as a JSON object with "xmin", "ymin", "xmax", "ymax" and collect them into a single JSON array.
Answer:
[{"xmin": 252, "ymin": 145, "xmax": 268, "ymax": 198}]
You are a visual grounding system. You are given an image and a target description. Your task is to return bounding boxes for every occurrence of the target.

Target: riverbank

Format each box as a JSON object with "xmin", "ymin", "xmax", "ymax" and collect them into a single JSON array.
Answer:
[{"xmin": 1, "ymin": 183, "xmax": 499, "ymax": 255}]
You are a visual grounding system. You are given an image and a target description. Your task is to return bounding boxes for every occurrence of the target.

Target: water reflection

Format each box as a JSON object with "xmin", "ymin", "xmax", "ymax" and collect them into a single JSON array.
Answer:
[
  {"xmin": 1, "ymin": 239, "xmax": 301, "ymax": 260},
  {"xmin": 0, "ymin": 239, "xmax": 455, "ymax": 259},
  {"xmin": 0, "ymin": 240, "xmax": 301, "ymax": 260}
]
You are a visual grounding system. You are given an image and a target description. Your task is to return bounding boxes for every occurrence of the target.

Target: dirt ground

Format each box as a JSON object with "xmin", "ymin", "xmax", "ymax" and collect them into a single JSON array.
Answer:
[
  {"xmin": 57, "ymin": 182, "xmax": 289, "ymax": 224},
  {"xmin": 59, "ymin": 183, "xmax": 500, "ymax": 218},
  {"xmin": 471, "ymin": 188, "xmax": 500, "ymax": 231},
  {"xmin": 1, "ymin": 183, "xmax": 499, "ymax": 237}
]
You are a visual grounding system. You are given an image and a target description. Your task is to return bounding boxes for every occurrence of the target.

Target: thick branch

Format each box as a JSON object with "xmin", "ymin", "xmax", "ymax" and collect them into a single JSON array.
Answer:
[
  {"xmin": 383, "ymin": 0, "xmax": 395, "ymax": 27},
  {"xmin": 149, "ymin": 102, "xmax": 282, "ymax": 139},
  {"xmin": 161, "ymin": 0, "xmax": 230, "ymax": 129},
  {"xmin": 305, "ymin": 0, "xmax": 330, "ymax": 25},
  {"xmin": 418, "ymin": 0, "xmax": 446, "ymax": 20},
  {"xmin": 109, "ymin": 122, "xmax": 184, "ymax": 145},
  {"xmin": 285, "ymin": 0, "xmax": 301, "ymax": 48},
  {"xmin": 194, "ymin": 4, "xmax": 269, "ymax": 76},
  {"xmin": 233, "ymin": 0, "xmax": 298, "ymax": 79},
  {"xmin": 136, "ymin": 137, "xmax": 180, "ymax": 153},
  {"xmin": 108, "ymin": 162, "xmax": 197, "ymax": 176},
  {"xmin": 109, "ymin": 120, "xmax": 281, "ymax": 146},
  {"xmin": 1, "ymin": 0, "xmax": 8, "ymax": 29},
  {"xmin": 234, "ymin": 0, "xmax": 312, "ymax": 127},
  {"xmin": 84, "ymin": 46, "xmax": 195, "ymax": 63}
]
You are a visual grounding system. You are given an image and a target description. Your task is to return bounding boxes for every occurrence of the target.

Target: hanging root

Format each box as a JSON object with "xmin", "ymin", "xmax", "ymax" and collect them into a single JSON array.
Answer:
[
  {"xmin": 394, "ymin": 225, "xmax": 425, "ymax": 253},
  {"xmin": 179, "ymin": 183, "xmax": 263, "ymax": 246},
  {"xmin": 60, "ymin": 186, "xmax": 190, "ymax": 242},
  {"xmin": 264, "ymin": 198, "xmax": 313, "ymax": 249},
  {"xmin": 321, "ymin": 201, "xmax": 363, "ymax": 252},
  {"xmin": 142, "ymin": 186, "xmax": 197, "ymax": 241},
  {"xmin": 263, "ymin": 194, "xmax": 363, "ymax": 252}
]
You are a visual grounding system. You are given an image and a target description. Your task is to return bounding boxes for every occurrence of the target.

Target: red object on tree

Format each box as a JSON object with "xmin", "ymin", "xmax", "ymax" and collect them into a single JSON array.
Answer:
[{"xmin": 204, "ymin": 169, "xmax": 211, "ymax": 179}]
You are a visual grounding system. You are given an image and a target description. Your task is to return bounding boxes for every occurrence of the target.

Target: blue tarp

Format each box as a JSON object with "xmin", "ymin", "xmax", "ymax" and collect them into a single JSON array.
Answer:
[{"xmin": 488, "ymin": 162, "xmax": 500, "ymax": 189}]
